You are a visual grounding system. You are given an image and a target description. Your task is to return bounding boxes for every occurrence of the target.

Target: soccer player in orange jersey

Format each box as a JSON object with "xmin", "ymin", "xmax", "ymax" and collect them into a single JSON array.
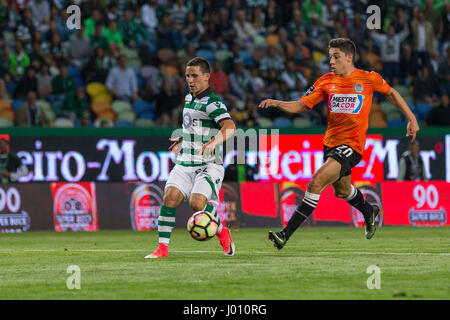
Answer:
[{"xmin": 259, "ymin": 38, "xmax": 420, "ymax": 249}]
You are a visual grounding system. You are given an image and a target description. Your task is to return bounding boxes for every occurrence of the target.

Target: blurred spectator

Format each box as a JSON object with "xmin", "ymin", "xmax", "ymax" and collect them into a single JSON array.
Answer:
[
  {"xmin": 16, "ymin": 8, "xmax": 35, "ymax": 44},
  {"xmin": 233, "ymin": 9, "xmax": 258, "ymax": 52},
  {"xmin": 426, "ymin": 94, "xmax": 450, "ymax": 126},
  {"xmin": 397, "ymin": 140, "xmax": 427, "ymax": 182},
  {"xmin": 0, "ymin": 0, "xmax": 8, "ymax": 31},
  {"xmin": 290, "ymin": 35, "xmax": 310, "ymax": 66},
  {"xmin": 437, "ymin": 47, "xmax": 450, "ymax": 95},
  {"xmin": 321, "ymin": 0, "xmax": 338, "ymax": 30},
  {"xmin": 215, "ymin": 8, "xmax": 235, "ymax": 46},
  {"xmin": 90, "ymin": 22, "xmax": 109, "ymax": 51},
  {"xmin": 413, "ymin": 66, "xmax": 438, "ymax": 103},
  {"xmin": 105, "ymin": 54, "xmax": 139, "ymax": 102},
  {"xmin": 13, "ymin": 66, "xmax": 38, "ymax": 99},
  {"xmin": 60, "ymin": 86, "xmax": 89, "ymax": 122},
  {"xmin": 103, "ymin": 18, "xmax": 124, "ymax": 56},
  {"xmin": 68, "ymin": 25, "xmax": 92, "ymax": 68},
  {"xmin": 155, "ymin": 80, "xmax": 181, "ymax": 127},
  {"xmin": 302, "ymin": 0, "xmax": 323, "ymax": 24},
  {"xmin": 347, "ymin": 12, "xmax": 369, "ymax": 50},
  {"xmin": 411, "ymin": 10, "xmax": 434, "ymax": 67},
  {"xmin": 0, "ymin": 137, "xmax": 28, "ymax": 184},
  {"xmin": 183, "ymin": 11, "xmax": 205, "ymax": 45},
  {"xmin": 52, "ymin": 63, "xmax": 75, "ymax": 95},
  {"xmin": 10, "ymin": 41, "xmax": 30, "ymax": 78},
  {"xmin": 370, "ymin": 24, "xmax": 409, "ymax": 82},
  {"xmin": 83, "ymin": 46, "xmax": 114, "ymax": 83},
  {"xmin": 248, "ymin": 66, "xmax": 265, "ymax": 100},
  {"xmin": 399, "ymin": 44, "xmax": 419, "ymax": 85},
  {"xmin": 423, "ymin": 0, "xmax": 442, "ymax": 39},
  {"xmin": 287, "ymin": 9, "xmax": 306, "ymax": 41},
  {"xmin": 141, "ymin": 0, "xmax": 159, "ymax": 34},
  {"xmin": 229, "ymin": 58, "xmax": 252, "ymax": 102},
  {"xmin": 265, "ymin": 0, "xmax": 282, "ymax": 33},
  {"xmin": 391, "ymin": 7, "xmax": 409, "ymax": 33},
  {"xmin": 120, "ymin": 8, "xmax": 150, "ymax": 49},
  {"xmin": 36, "ymin": 63, "xmax": 52, "ymax": 98},
  {"xmin": 84, "ymin": 9, "xmax": 104, "ymax": 37},
  {"xmin": 29, "ymin": 0, "xmax": 50, "ymax": 33},
  {"xmin": 169, "ymin": 0, "xmax": 189, "ymax": 26},
  {"xmin": 49, "ymin": 32, "xmax": 68, "ymax": 65},
  {"xmin": 259, "ymin": 46, "xmax": 284, "ymax": 78},
  {"xmin": 209, "ymin": 60, "xmax": 229, "ymax": 98},
  {"xmin": 281, "ymin": 60, "xmax": 307, "ymax": 92},
  {"xmin": 16, "ymin": 91, "xmax": 50, "ymax": 127},
  {"xmin": 0, "ymin": 45, "xmax": 12, "ymax": 82},
  {"xmin": 157, "ymin": 13, "xmax": 178, "ymax": 50}
]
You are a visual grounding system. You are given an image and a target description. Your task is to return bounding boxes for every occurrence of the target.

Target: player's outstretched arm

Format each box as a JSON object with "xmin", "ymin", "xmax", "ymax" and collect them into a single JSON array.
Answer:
[
  {"xmin": 201, "ymin": 119, "xmax": 236, "ymax": 157},
  {"xmin": 258, "ymin": 99, "xmax": 308, "ymax": 114},
  {"xmin": 385, "ymin": 88, "xmax": 420, "ymax": 141}
]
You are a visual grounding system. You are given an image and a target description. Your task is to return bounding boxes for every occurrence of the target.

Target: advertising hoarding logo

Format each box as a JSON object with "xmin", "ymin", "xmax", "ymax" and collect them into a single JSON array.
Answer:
[
  {"xmin": 279, "ymin": 183, "xmax": 311, "ymax": 227},
  {"xmin": 351, "ymin": 185, "xmax": 383, "ymax": 228},
  {"xmin": 0, "ymin": 187, "xmax": 30, "ymax": 233},
  {"xmin": 130, "ymin": 184, "xmax": 163, "ymax": 231},
  {"xmin": 408, "ymin": 184, "xmax": 447, "ymax": 226},
  {"xmin": 51, "ymin": 182, "xmax": 98, "ymax": 232},
  {"xmin": 215, "ymin": 183, "xmax": 240, "ymax": 228}
]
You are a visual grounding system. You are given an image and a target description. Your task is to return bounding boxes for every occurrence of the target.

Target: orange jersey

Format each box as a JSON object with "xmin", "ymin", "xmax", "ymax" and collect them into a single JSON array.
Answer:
[{"xmin": 300, "ymin": 69, "xmax": 391, "ymax": 155}]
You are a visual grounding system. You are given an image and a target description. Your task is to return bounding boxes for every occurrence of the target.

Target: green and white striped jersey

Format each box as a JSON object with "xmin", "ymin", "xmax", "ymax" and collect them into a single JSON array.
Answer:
[{"xmin": 177, "ymin": 87, "xmax": 231, "ymax": 166}]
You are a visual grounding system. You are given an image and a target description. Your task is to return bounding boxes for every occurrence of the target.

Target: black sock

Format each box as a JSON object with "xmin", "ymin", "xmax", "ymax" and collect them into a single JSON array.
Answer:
[
  {"xmin": 283, "ymin": 192, "xmax": 320, "ymax": 240},
  {"xmin": 345, "ymin": 186, "xmax": 373, "ymax": 218}
]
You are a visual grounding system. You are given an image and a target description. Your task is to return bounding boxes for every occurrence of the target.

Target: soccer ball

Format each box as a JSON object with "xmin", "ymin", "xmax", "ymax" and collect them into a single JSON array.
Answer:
[{"xmin": 187, "ymin": 211, "xmax": 218, "ymax": 241}]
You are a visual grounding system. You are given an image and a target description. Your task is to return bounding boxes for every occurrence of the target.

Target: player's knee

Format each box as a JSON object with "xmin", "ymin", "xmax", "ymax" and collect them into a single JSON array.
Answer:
[
  {"xmin": 307, "ymin": 178, "xmax": 323, "ymax": 194},
  {"xmin": 189, "ymin": 198, "xmax": 205, "ymax": 212},
  {"xmin": 163, "ymin": 192, "xmax": 179, "ymax": 207}
]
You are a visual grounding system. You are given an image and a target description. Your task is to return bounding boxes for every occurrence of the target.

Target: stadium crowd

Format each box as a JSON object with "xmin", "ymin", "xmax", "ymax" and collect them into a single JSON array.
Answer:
[{"xmin": 0, "ymin": 0, "xmax": 449, "ymax": 128}]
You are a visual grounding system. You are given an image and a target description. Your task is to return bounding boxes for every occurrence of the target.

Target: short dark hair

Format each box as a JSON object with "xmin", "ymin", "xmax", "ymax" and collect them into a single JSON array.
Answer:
[
  {"xmin": 186, "ymin": 57, "xmax": 211, "ymax": 74},
  {"xmin": 328, "ymin": 38, "xmax": 356, "ymax": 62}
]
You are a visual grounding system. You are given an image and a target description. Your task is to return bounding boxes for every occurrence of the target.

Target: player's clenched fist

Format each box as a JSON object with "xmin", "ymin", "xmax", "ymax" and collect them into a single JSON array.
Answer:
[{"xmin": 258, "ymin": 99, "xmax": 278, "ymax": 109}]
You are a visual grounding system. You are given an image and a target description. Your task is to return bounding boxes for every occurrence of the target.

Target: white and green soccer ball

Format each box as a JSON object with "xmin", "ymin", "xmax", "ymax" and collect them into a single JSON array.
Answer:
[{"xmin": 187, "ymin": 211, "xmax": 218, "ymax": 241}]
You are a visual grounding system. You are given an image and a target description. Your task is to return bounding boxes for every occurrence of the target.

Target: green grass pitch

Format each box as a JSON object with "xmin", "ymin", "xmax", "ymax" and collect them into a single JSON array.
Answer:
[{"xmin": 0, "ymin": 227, "xmax": 448, "ymax": 300}]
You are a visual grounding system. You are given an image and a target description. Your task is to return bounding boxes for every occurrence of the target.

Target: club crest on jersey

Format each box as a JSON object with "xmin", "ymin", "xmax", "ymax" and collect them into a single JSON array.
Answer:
[
  {"xmin": 194, "ymin": 103, "xmax": 202, "ymax": 110},
  {"xmin": 354, "ymin": 83, "xmax": 364, "ymax": 93},
  {"xmin": 329, "ymin": 94, "xmax": 364, "ymax": 114}
]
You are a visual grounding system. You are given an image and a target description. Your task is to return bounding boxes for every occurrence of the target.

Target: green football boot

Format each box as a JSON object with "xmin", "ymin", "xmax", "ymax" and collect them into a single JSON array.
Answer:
[
  {"xmin": 268, "ymin": 230, "xmax": 287, "ymax": 250},
  {"xmin": 365, "ymin": 205, "xmax": 380, "ymax": 239}
]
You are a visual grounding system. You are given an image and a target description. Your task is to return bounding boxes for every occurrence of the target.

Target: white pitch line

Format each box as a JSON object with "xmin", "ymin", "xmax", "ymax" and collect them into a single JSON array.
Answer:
[{"xmin": 0, "ymin": 249, "xmax": 448, "ymax": 256}]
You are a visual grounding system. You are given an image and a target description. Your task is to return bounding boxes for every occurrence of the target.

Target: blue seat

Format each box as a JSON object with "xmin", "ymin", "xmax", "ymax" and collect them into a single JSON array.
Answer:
[
  {"xmin": 273, "ymin": 117, "xmax": 292, "ymax": 128},
  {"xmin": 115, "ymin": 119, "xmax": 134, "ymax": 127},
  {"xmin": 133, "ymin": 100, "xmax": 155, "ymax": 114},
  {"xmin": 68, "ymin": 65, "xmax": 81, "ymax": 77},
  {"xmin": 239, "ymin": 50, "xmax": 256, "ymax": 67},
  {"xmin": 12, "ymin": 100, "xmax": 25, "ymax": 111},
  {"xmin": 139, "ymin": 110, "xmax": 156, "ymax": 121},
  {"xmin": 196, "ymin": 49, "xmax": 215, "ymax": 64},
  {"xmin": 388, "ymin": 119, "xmax": 404, "ymax": 127},
  {"xmin": 414, "ymin": 102, "xmax": 432, "ymax": 121}
]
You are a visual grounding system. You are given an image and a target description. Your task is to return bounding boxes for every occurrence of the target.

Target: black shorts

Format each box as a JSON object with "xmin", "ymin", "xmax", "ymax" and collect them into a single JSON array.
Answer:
[{"xmin": 323, "ymin": 144, "xmax": 362, "ymax": 179}]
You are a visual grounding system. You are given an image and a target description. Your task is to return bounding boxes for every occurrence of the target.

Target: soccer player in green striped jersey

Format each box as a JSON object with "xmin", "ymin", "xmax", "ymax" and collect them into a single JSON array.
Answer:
[{"xmin": 145, "ymin": 57, "xmax": 237, "ymax": 258}]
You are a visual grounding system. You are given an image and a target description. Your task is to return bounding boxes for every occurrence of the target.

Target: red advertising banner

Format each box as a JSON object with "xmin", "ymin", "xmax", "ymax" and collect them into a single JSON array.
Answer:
[
  {"xmin": 50, "ymin": 182, "xmax": 98, "ymax": 231},
  {"xmin": 239, "ymin": 181, "xmax": 449, "ymax": 227},
  {"xmin": 382, "ymin": 181, "xmax": 449, "ymax": 226},
  {"xmin": 257, "ymin": 134, "xmax": 384, "ymax": 183}
]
